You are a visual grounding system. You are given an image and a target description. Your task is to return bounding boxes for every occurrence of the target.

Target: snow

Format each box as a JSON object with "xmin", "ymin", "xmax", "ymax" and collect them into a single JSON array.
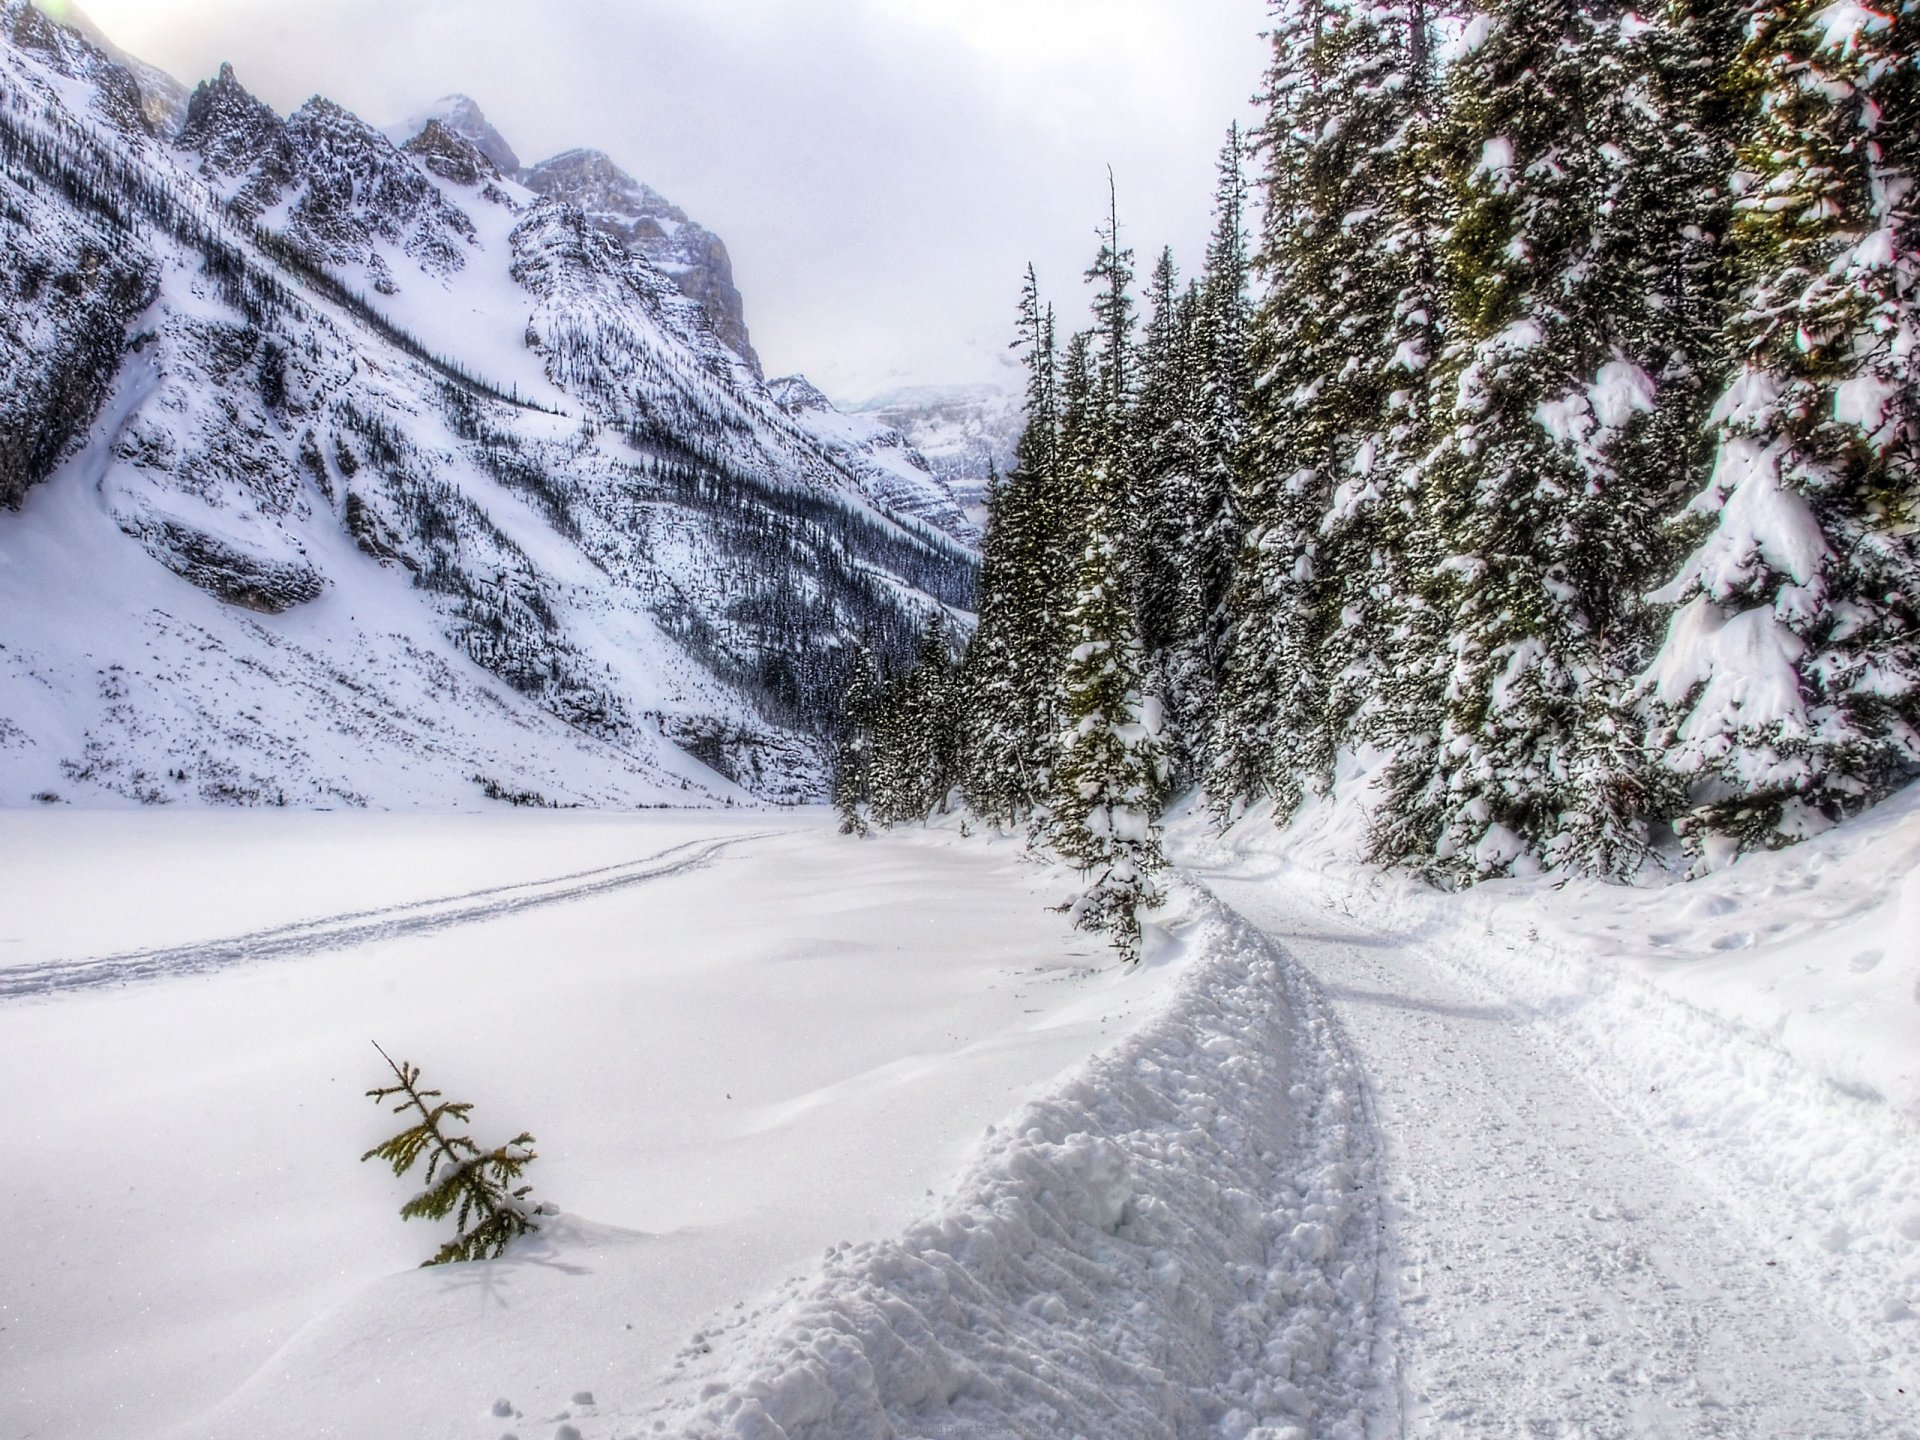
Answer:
[
  {"xmin": 0, "ymin": 810, "xmax": 1191, "ymax": 1440},
  {"xmin": 1810, "ymin": 0, "xmax": 1893, "ymax": 54},
  {"xmin": 1641, "ymin": 594, "xmax": 1811, "ymax": 741},
  {"xmin": 6, "ymin": 791, "xmax": 1919, "ymax": 1438},
  {"xmin": 1649, "ymin": 435, "xmax": 1831, "ymax": 603},
  {"xmin": 1835, "ymin": 370, "xmax": 1897, "ymax": 433},
  {"xmin": 1167, "ymin": 761, "xmax": 1920, "ymax": 1427}
]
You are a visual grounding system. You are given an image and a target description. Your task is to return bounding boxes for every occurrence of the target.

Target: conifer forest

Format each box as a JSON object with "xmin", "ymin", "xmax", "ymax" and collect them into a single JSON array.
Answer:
[{"xmin": 837, "ymin": 0, "xmax": 1920, "ymax": 949}]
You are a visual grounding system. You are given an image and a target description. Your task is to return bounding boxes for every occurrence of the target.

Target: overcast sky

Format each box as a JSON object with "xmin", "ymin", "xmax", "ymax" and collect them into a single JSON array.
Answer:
[{"xmin": 67, "ymin": 0, "xmax": 1270, "ymax": 404}]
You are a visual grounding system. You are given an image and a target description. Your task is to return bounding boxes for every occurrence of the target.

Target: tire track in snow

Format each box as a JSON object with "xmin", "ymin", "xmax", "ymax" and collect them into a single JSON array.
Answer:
[{"xmin": 0, "ymin": 831, "xmax": 782, "ymax": 999}]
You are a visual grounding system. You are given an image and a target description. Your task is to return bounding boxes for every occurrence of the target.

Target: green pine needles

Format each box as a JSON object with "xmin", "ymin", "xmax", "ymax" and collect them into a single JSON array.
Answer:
[{"xmin": 361, "ymin": 1042, "xmax": 542, "ymax": 1266}]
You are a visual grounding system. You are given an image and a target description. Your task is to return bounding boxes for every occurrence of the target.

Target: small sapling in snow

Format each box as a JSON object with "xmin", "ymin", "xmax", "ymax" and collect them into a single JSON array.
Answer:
[{"xmin": 362, "ymin": 1042, "xmax": 542, "ymax": 1265}]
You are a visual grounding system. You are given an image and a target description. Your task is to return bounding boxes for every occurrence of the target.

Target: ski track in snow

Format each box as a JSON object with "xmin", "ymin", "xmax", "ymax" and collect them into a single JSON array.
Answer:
[
  {"xmin": 0, "ymin": 831, "xmax": 782, "ymax": 999},
  {"xmin": 1194, "ymin": 871, "xmax": 1915, "ymax": 1440},
  {"xmin": 620, "ymin": 887, "xmax": 1395, "ymax": 1440}
]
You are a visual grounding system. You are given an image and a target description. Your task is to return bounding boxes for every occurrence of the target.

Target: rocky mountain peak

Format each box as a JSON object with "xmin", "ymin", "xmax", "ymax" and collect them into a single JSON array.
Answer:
[
  {"xmin": 522, "ymin": 147, "xmax": 761, "ymax": 379},
  {"xmin": 176, "ymin": 61, "xmax": 291, "ymax": 198},
  {"xmin": 403, "ymin": 118, "xmax": 501, "ymax": 188},
  {"xmin": 767, "ymin": 375, "xmax": 834, "ymax": 414},
  {"xmin": 391, "ymin": 93, "xmax": 522, "ymax": 179}
]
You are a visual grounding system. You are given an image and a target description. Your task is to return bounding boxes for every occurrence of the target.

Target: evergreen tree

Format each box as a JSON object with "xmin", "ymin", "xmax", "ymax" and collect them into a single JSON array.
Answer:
[
  {"xmin": 1130, "ymin": 247, "xmax": 1205, "ymax": 707},
  {"xmin": 1172, "ymin": 126, "xmax": 1254, "ymax": 784},
  {"xmin": 1085, "ymin": 173, "xmax": 1138, "ymax": 464},
  {"xmin": 1371, "ymin": 0, "xmax": 1721, "ymax": 879},
  {"xmin": 1641, "ymin": 0, "xmax": 1920, "ymax": 855},
  {"xmin": 362, "ymin": 1044, "xmax": 541, "ymax": 1266},
  {"xmin": 961, "ymin": 270, "xmax": 1067, "ymax": 823},
  {"xmin": 1213, "ymin": 0, "xmax": 1441, "ymax": 821},
  {"xmin": 867, "ymin": 615, "xmax": 963, "ymax": 826},
  {"xmin": 1050, "ymin": 513, "xmax": 1169, "ymax": 961},
  {"xmin": 831, "ymin": 644, "xmax": 880, "ymax": 834}
]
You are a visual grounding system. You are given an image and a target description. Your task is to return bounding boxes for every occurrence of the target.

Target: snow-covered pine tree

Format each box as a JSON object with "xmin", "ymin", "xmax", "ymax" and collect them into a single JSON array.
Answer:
[
  {"xmin": 867, "ymin": 615, "xmax": 962, "ymax": 826},
  {"xmin": 1209, "ymin": 0, "xmax": 1340, "ymax": 821},
  {"xmin": 1372, "ymin": 0, "xmax": 1722, "ymax": 879},
  {"xmin": 1050, "ymin": 511, "xmax": 1169, "ymax": 962},
  {"xmin": 1129, "ymin": 247, "xmax": 1207, "ymax": 780},
  {"xmin": 1086, "ymin": 174, "xmax": 1138, "ymax": 471},
  {"xmin": 960, "ymin": 270, "xmax": 1068, "ymax": 823},
  {"xmin": 1640, "ymin": 0, "xmax": 1920, "ymax": 858},
  {"xmin": 831, "ymin": 644, "xmax": 880, "ymax": 834},
  {"xmin": 1170, "ymin": 125, "xmax": 1254, "ymax": 786}
]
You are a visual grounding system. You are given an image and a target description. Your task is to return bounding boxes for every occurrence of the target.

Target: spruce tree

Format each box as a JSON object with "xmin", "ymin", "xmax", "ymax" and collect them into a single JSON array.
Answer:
[
  {"xmin": 831, "ymin": 644, "xmax": 880, "ymax": 835},
  {"xmin": 1130, "ymin": 246, "xmax": 1207, "ymax": 781},
  {"xmin": 961, "ymin": 271, "xmax": 1077, "ymax": 826},
  {"xmin": 1050, "ymin": 513, "xmax": 1169, "ymax": 962},
  {"xmin": 1173, "ymin": 126, "xmax": 1254, "ymax": 785},
  {"xmin": 1641, "ymin": 0, "xmax": 1920, "ymax": 856},
  {"xmin": 1372, "ymin": 0, "xmax": 1721, "ymax": 878},
  {"xmin": 867, "ymin": 616, "xmax": 962, "ymax": 826},
  {"xmin": 362, "ymin": 1045, "xmax": 541, "ymax": 1266}
]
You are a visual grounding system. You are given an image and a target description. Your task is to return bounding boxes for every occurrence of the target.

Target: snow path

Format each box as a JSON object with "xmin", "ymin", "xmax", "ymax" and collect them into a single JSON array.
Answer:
[
  {"xmin": 626, "ymin": 886, "xmax": 1395, "ymax": 1440},
  {"xmin": 1191, "ymin": 870, "xmax": 1913, "ymax": 1439},
  {"xmin": 0, "ymin": 831, "xmax": 775, "ymax": 997}
]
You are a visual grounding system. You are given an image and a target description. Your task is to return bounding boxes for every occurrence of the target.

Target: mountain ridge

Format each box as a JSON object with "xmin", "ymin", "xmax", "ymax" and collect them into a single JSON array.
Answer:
[{"xmin": 0, "ymin": 4, "xmax": 977, "ymax": 809}]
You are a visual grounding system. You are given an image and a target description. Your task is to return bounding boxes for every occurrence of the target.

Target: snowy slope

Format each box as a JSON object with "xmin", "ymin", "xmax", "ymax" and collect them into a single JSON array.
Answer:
[
  {"xmin": 0, "ymin": 5, "xmax": 976, "ymax": 807},
  {"xmin": 770, "ymin": 374, "xmax": 978, "ymax": 543}
]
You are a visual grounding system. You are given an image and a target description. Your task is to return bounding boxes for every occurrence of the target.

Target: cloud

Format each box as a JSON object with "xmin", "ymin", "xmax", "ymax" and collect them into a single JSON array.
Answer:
[{"xmin": 73, "ymin": 0, "xmax": 1268, "ymax": 399}]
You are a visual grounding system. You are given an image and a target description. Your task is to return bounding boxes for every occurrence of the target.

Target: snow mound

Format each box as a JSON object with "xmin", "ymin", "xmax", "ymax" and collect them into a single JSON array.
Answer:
[{"xmin": 636, "ymin": 886, "xmax": 1390, "ymax": 1439}]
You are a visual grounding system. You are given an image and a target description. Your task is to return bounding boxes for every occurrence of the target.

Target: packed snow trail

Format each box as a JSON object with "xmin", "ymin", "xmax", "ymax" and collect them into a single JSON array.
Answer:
[
  {"xmin": 0, "ymin": 832, "xmax": 776, "ymax": 997},
  {"xmin": 624, "ymin": 885, "xmax": 1396, "ymax": 1440},
  {"xmin": 1189, "ymin": 870, "xmax": 1914, "ymax": 1438}
]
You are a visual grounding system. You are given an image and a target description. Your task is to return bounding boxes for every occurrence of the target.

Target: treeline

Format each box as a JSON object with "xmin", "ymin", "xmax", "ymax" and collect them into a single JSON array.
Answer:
[{"xmin": 837, "ymin": 0, "xmax": 1918, "ymax": 947}]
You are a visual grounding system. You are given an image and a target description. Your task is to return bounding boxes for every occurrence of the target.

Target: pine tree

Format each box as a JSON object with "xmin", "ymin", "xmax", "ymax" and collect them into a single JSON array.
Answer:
[
  {"xmin": 1640, "ymin": 0, "xmax": 1920, "ymax": 856},
  {"xmin": 1129, "ymin": 246, "xmax": 1205, "ymax": 753},
  {"xmin": 961, "ymin": 271, "xmax": 1066, "ymax": 823},
  {"xmin": 1372, "ymin": 0, "xmax": 1721, "ymax": 879},
  {"xmin": 1085, "ymin": 172, "xmax": 1137, "ymax": 466},
  {"xmin": 867, "ymin": 615, "xmax": 962, "ymax": 826},
  {"xmin": 1173, "ymin": 126, "xmax": 1254, "ymax": 784},
  {"xmin": 1050, "ymin": 512, "xmax": 1169, "ymax": 962},
  {"xmin": 1215, "ymin": 0, "xmax": 1416, "ymax": 821},
  {"xmin": 362, "ymin": 1044, "xmax": 541, "ymax": 1266},
  {"xmin": 831, "ymin": 644, "xmax": 880, "ymax": 834}
]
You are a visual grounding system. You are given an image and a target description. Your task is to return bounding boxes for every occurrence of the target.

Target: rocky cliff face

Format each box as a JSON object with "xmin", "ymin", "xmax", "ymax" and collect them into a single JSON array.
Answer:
[
  {"xmin": 387, "ymin": 96, "xmax": 763, "ymax": 380},
  {"xmin": 521, "ymin": 147, "xmax": 761, "ymax": 380},
  {"xmin": 0, "ymin": 8, "xmax": 973, "ymax": 808}
]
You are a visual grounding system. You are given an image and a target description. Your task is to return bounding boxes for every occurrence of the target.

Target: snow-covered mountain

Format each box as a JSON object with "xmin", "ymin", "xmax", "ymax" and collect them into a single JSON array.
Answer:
[
  {"xmin": 852, "ymin": 382, "xmax": 1024, "ymax": 528},
  {"xmin": 390, "ymin": 95, "xmax": 762, "ymax": 380},
  {"xmin": 769, "ymin": 374, "xmax": 978, "ymax": 543},
  {"xmin": 0, "ymin": 2, "xmax": 976, "ymax": 809}
]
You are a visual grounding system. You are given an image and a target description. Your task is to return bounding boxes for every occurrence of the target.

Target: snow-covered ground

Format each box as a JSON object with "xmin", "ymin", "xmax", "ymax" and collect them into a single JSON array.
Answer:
[
  {"xmin": 7, "ymin": 790, "xmax": 1917, "ymax": 1439},
  {"xmin": 0, "ymin": 810, "xmax": 1184, "ymax": 1440},
  {"xmin": 1169, "ymin": 774, "xmax": 1920, "ymax": 1436}
]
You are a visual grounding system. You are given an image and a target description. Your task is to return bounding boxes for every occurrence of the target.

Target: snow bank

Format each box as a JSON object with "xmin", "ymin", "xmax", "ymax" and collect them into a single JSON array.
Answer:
[
  {"xmin": 632, "ymin": 885, "xmax": 1390, "ymax": 1440},
  {"xmin": 1169, "ymin": 771, "xmax": 1920, "ymax": 1393}
]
